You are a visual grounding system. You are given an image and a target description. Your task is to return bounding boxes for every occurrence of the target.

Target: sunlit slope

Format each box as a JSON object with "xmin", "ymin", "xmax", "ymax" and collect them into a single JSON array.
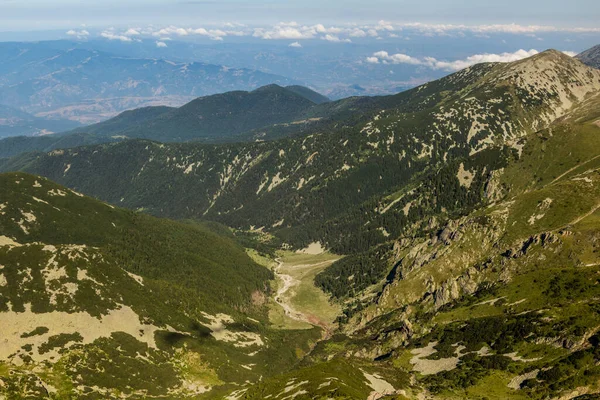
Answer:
[
  {"xmin": 248, "ymin": 93, "xmax": 600, "ymax": 399},
  {"xmin": 0, "ymin": 172, "xmax": 321, "ymax": 399}
]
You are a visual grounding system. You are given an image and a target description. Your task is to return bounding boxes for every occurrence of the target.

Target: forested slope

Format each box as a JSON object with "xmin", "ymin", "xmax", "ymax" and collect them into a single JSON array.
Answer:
[
  {"xmin": 6, "ymin": 51, "xmax": 599, "ymax": 255},
  {"xmin": 0, "ymin": 172, "xmax": 320, "ymax": 398}
]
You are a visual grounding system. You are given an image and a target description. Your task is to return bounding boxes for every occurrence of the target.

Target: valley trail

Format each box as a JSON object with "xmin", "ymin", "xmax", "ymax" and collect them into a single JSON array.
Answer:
[
  {"xmin": 274, "ymin": 258, "xmax": 306, "ymax": 322},
  {"xmin": 272, "ymin": 251, "xmax": 342, "ymax": 335}
]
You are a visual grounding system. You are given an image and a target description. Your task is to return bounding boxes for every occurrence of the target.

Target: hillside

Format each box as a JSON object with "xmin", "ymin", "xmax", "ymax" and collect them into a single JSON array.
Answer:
[
  {"xmin": 6, "ymin": 50, "xmax": 599, "ymax": 253},
  {"xmin": 285, "ymin": 85, "xmax": 331, "ymax": 104},
  {"xmin": 0, "ymin": 133, "xmax": 118, "ymax": 159},
  {"xmin": 0, "ymin": 172, "xmax": 326, "ymax": 398},
  {"xmin": 577, "ymin": 44, "xmax": 600, "ymax": 69},
  {"xmin": 67, "ymin": 106, "xmax": 174, "ymax": 137},
  {"xmin": 3, "ymin": 49, "xmax": 600, "ymax": 398},
  {"xmin": 0, "ymin": 86, "xmax": 366, "ymax": 158},
  {"xmin": 0, "ymin": 106, "xmax": 171, "ymax": 159},
  {"xmin": 0, "ymin": 85, "xmax": 335, "ymax": 157}
]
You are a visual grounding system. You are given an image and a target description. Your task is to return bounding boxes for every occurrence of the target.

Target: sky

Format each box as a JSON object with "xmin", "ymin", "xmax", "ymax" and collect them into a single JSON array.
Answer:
[
  {"xmin": 1, "ymin": 0, "xmax": 598, "ymax": 78},
  {"xmin": 1, "ymin": 0, "xmax": 599, "ymax": 31}
]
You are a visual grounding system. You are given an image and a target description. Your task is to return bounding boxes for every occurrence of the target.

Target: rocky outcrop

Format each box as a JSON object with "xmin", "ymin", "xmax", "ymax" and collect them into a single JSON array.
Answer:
[
  {"xmin": 431, "ymin": 267, "xmax": 482, "ymax": 308},
  {"xmin": 484, "ymin": 168, "xmax": 506, "ymax": 203},
  {"xmin": 503, "ymin": 232, "xmax": 560, "ymax": 259}
]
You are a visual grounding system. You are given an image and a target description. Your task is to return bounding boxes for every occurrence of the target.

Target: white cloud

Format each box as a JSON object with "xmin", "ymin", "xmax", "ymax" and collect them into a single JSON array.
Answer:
[
  {"xmin": 83, "ymin": 21, "xmax": 600, "ymax": 44},
  {"xmin": 190, "ymin": 28, "xmax": 209, "ymax": 35},
  {"xmin": 432, "ymin": 49, "xmax": 539, "ymax": 70},
  {"xmin": 322, "ymin": 34, "xmax": 351, "ymax": 43},
  {"xmin": 254, "ymin": 22, "xmax": 360, "ymax": 41},
  {"xmin": 153, "ymin": 26, "xmax": 189, "ymax": 37},
  {"xmin": 124, "ymin": 28, "xmax": 140, "ymax": 36},
  {"xmin": 372, "ymin": 50, "xmax": 423, "ymax": 65},
  {"xmin": 289, "ymin": 41, "xmax": 302, "ymax": 48},
  {"xmin": 315, "ymin": 24, "xmax": 343, "ymax": 34},
  {"xmin": 349, "ymin": 28, "xmax": 367, "ymax": 38},
  {"xmin": 253, "ymin": 22, "xmax": 317, "ymax": 40},
  {"xmin": 562, "ymin": 51, "xmax": 577, "ymax": 57},
  {"xmin": 156, "ymin": 41, "xmax": 167, "ymax": 48},
  {"xmin": 150, "ymin": 26, "xmax": 231, "ymax": 40},
  {"xmin": 367, "ymin": 49, "xmax": 540, "ymax": 71},
  {"xmin": 66, "ymin": 29, "xmax": 89, "ymax": 38},
  {"xmin": 100, "ymin": 31, "xmax": 133, "ymax": 42},
  {"xmin": 377, "ymin": 20, "xmax": 395, "ymax": 31}
]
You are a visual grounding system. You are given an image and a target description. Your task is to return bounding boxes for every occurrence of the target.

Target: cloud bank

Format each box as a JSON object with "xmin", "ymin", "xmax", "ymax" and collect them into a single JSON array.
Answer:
[
  {"xmin": 66, "ymin": 29, "xmax": 89, "ymax": 38},
  {"xmin": 66, "ymin": 20, "xmax": 600, "ymax": 45},
  {"xmin": 366, "ymin": 49, "xmax": 543, "ymax": 71},
  {"xmin": 100, "ymin": 31, "xmax": 133, "ymax": 42}
]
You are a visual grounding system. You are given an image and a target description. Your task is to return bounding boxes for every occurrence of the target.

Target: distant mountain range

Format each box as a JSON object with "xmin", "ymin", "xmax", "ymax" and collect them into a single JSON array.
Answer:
[
  {"xmin": 0, "ymin": 41, "xmax": 298, "ymax": 125},
  {"xmin": 0, "ymin": 104, "xmax": 81, "ymax": 138},
  {"xmin": 577, "ymin": 44, "xmax": 600, "ymax": 69}
]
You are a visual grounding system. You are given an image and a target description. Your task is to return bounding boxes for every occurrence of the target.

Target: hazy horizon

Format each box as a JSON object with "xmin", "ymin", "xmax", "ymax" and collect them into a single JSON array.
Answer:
[{"xmin": 1, "ymin": 0, "xmax": 599, "ymax": 31}]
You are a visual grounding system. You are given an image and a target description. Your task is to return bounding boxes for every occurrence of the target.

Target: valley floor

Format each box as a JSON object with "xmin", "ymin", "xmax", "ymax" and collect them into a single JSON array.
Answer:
[{"xmin": 272, "ymin": 250, "xmax": 342, "ymax": 333}]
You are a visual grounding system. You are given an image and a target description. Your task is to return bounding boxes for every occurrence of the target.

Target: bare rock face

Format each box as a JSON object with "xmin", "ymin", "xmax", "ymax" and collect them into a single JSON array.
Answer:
[
  {"xmin": 503, "ymin": 232, "xmax": 560, "ymax": 259},
  {"xmin": 484, "ymin": 168, "xmax": 505, "ymax": 203},
  {"xmin": 437, "ymin": 220, "xmax": 462, "ymax": 245},
  {"xmin": 351, "ymin": 318, "xmax": 413, "ymax": 360},
  {"xmin": 433, "ymin": 279, "xmax": 461, "ymax": 308},
  {"xmin": 431, "ymin": 271, "xmax": 478, "ymax": 308},
  {"xmin": 458, "ymin": 267, "xmax": 480, "ymax": 294}
]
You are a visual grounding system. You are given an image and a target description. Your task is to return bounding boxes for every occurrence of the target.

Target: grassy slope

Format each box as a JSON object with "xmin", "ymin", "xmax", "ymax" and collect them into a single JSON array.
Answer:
[{"xmin": 0, "ymin": 172, "xmax": 324, "ymax": 398}]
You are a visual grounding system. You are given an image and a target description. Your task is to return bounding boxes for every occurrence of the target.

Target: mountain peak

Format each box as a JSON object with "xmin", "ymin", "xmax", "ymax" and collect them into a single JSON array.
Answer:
[
  {"xmin": 511, "ymin": 48, "xmax": 574, "ymax": 66},
  {"xmin": 251, "ymin": 84, "xmax": 330, "ymax": 104},
  {"xmin": 488, "ymin": 47, "xmax": 600, "ymax": 123},
  {"xmin": 251, "ymin": 83, "xmax": 286, "ymax": 93}
]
